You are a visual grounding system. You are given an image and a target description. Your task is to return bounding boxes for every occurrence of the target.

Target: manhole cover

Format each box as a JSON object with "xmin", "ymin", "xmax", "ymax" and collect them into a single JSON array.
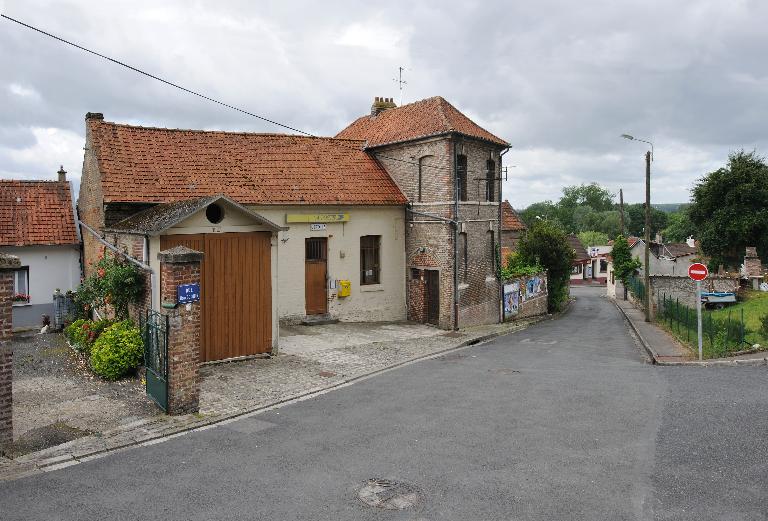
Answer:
[
  {"xmin": 489, "ymin": 368, "xmax": 520, "ymax": 375},
  {"xmin": 358, "ymin": 479, "xmax": 420, "ymax": 510},
  {"xmin": 437, "ymin": 353, "xmax": 468, "ymax": 362}
]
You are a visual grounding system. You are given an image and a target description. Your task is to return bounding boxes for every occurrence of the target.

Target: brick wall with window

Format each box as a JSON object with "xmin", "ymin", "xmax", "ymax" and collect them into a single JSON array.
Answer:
[{"xmin": 380, "ymin": 135, "xmax": 503, "ymax": 328}]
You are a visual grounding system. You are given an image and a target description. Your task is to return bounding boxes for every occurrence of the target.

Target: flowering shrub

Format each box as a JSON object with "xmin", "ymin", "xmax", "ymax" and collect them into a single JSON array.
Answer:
[
  {"xmin": 12, "ymin": 293, "xmax": 29, "ymax": 303},
  {"xmin": 74, "ymin": 250, "xmax": 145, "ymax": 320},
  {"xmin": 64, "ymin": 318, "xmax": 114, "ymax": 354},
  {"xmin": 90, "ymin": 320, "xmax": 143, "ymax": 380}
]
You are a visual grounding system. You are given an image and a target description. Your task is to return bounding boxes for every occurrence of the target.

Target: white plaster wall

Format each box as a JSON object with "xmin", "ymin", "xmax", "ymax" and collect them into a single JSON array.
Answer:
[
  {"xmin": 606, "ymin": 261, "xmax": 617, "ymax": 298},
  {"xmin": 251, "ymin": 205, "xmax": 407, "ymax": 323},
  {"xmin": 632, "ymin": 242, "xmax": 697, "ymax": 276},
  {"xmin": 0, "ymin": 245, "xmax": 80, "ymax": 304}
]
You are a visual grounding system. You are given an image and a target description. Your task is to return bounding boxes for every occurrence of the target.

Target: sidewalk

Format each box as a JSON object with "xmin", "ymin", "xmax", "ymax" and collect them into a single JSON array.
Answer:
[
  {"xmin": 0, "ymin": 314, "xmax": 555, "ymax": 482},
  {"xmin": 613, "ymin": 297, "xmax": 768, "ymax": 366}
]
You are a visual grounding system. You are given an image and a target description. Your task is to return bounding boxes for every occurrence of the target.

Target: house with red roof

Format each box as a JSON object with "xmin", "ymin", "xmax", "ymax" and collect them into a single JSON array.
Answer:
[
  {"xmin": 78, "ymin": 96, "xmax": 514, "ymax": 361},
  {"xmin": 0, "ymin": 169, "xmax": 80, "ymax": 328}
]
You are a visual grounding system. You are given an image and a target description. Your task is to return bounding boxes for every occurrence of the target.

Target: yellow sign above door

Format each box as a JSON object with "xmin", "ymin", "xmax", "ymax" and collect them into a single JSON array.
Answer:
[{"xmin": 285, "ymin": 213, "xmax": 350, "ymax": 223}]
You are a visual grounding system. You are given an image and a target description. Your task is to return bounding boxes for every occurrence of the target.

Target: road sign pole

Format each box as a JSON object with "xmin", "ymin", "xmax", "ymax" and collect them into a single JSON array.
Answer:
[{"xmin": 696, "ymin": 280, "xmax": 703, "ymax": 361}]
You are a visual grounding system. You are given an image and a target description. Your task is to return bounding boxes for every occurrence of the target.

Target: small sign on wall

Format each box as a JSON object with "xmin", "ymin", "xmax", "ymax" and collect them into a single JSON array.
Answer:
[
  {"xmin": 177, "ymin": 283, "xmax": 200, "ymax": 304},
  {"xmin": 310, "ymin": 223, "xmax": 327, "ymax": 231}
]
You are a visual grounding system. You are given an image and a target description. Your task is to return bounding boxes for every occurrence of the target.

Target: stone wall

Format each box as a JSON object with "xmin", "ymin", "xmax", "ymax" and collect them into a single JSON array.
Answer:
[
  {"xmin": 650, "ymin": 275, "xmax": 740, "ymax": 309},
  {"xmin": 0, "ymin": 253, "xmax": 20, "ymax": 448}
]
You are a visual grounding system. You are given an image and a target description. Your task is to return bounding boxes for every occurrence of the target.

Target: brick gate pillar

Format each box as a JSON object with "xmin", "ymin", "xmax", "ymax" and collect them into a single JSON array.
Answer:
[
  {"xmin": 158, "ymin": 246, "xmax": 203, "ymax": 415},
  {"xmin": 0, "ymin": 253, "xmax": 21, "ymax": 448}
]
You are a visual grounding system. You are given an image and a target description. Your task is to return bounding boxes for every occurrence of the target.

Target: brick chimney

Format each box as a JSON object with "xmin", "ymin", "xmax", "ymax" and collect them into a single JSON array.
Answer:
[
  {"xmin": 57, "ymin": 165, "xmax": 66, "ymax": 183},
  {"xmin": 371, "ymin": 97, "xmax": 397, "ymax": 116},
  {"xmin": 745, "ymin": 246, "xmax": 762, "ymax": 278},
  {"xmin": 85, "ymin": 112, "xmax": 104, "ymax": 121}
]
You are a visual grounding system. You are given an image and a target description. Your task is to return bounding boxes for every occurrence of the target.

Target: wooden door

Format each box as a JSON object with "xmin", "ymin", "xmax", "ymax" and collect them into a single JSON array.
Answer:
[
  {"xmin": 305, "ymin": 237, "xmax": 327, "ymax": 315},
  {"xmin": 160, "ymin": 232, "xmax": 272, "ymax": 362},
  {"xmin": 426, "ymin": 270, "xmax": 440, "ymax": 325}
]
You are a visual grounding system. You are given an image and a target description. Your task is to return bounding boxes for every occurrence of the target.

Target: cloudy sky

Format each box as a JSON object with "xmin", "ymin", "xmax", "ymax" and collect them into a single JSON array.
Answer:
[{"xmin": 1, "ymin": 0, "xmax": 766, "ymax": 208}]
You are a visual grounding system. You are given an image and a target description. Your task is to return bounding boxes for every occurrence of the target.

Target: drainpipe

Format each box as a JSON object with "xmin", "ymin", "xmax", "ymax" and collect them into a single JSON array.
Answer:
[
  {"xmin": 498, "ymin": 146, "xmax": 511, "ymax": 323},
  {"xmin": 453, "ymin": 136, "xmax": 461, "ymax": 331}
]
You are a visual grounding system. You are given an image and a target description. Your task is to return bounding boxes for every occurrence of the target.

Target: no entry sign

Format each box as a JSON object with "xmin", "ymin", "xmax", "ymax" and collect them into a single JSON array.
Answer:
[{"xmin": 688, "ymin": 263, "xmax": 709, "ymax": 281}]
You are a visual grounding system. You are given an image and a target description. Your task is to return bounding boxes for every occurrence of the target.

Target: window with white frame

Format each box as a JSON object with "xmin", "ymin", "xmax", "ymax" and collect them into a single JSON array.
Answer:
[{"xmin": 13, "ymin": 267, "xmax": 29, "ymax": 303}]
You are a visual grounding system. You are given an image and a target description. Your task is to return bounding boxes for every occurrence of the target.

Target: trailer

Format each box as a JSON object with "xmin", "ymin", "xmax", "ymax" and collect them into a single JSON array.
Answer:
[{"xmin": 701, "ymin": 292, "xmax": 737, "ymax": 309}]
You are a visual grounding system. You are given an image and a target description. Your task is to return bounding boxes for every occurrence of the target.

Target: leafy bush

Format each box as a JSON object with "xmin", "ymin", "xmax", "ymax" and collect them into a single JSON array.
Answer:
[
  {"xmin": 516, "ymin": 220, "xmax": 574, "ymax": 312},
  {"xmin": 75, "ymin": 250, "xmax": 145, "ymax": 320},
  {"xmin": 64, "ymin": 319, "xmax": 89, "ymax": 352},
  {"xmin": 89, "ymin": 320, "xmax": 143, "ymax": 381},
  {"xmin": 64, "ymin": 318, "xmax": 113, "ymax": 354},
  {"xmin": 501, "ymin": 251, "xmax": 544, "ymax": 280},
  {"xmin": 761, "ymin": 314, "xmax": 768, "ymax": 339}
]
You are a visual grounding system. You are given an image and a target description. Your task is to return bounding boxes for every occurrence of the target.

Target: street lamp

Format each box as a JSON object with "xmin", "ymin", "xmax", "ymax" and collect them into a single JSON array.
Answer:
[{"xmin": 621, "ymin": 133, "xmax": 653, "ymax": 322}]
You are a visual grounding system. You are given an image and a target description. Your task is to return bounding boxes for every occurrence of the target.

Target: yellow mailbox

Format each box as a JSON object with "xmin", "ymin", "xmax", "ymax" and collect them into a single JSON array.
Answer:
[{"xmin": 338, "ymin": 279, "xmax": 351, "ymax": 297}]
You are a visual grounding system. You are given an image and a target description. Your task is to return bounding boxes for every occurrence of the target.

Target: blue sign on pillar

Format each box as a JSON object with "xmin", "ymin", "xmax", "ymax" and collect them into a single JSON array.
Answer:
[{"xmin": 177, "ymin": 283, "xmax": 200, "ymax": 304}]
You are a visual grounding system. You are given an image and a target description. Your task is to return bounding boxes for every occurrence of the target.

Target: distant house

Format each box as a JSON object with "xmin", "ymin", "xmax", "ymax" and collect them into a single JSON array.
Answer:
[
  {"xmin": 0, "ymin": 169, "xmax": 81, "ymax": 328},
  {"xmin": 585, "ymin": 245, "xmax": 612, "ymax": 284},
  {"xmin": 500, "ymin": 200, "xmax": 526, "ymax": 257},
  {"xmin": 631, "ymin": 238, "xmax": 698, "ymax": 276},
  {"xmin": 568, "ymin": 235, "xmax": 592, "ymax": 284}
]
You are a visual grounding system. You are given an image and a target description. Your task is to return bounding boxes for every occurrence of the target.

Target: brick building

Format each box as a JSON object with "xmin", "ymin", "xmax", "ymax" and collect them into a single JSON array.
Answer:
[
  {"xmin": 337, "ymin": 96, "xmax": 511, "ymax": 328},
  {"xmin": 500, "ymin": 200, "xmax": 527, "ymax": 261},
  {"xmin": 78, "ymin": 95, "xmax": 513, "ymax": 365}
]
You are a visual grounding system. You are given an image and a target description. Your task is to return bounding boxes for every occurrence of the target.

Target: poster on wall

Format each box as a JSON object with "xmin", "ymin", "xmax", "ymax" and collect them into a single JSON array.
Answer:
[
  {"xmin": 524, "ymin": 276, "xmax": 545, "ymax": 300},
  {"xmin": 503, "ymin": 282, "xmax": 520, "ymax": 320}
]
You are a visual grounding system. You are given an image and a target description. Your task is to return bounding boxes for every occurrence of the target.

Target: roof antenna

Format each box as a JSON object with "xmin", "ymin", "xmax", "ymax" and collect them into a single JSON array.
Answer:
[{"xmin": 393, "ymin": 66, "xmax": 408, "ymax": 105}]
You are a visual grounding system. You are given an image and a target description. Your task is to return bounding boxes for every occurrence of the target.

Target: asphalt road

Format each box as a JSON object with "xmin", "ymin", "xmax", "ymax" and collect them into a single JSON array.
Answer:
[{"xmin": 2, "ymin": 287, "xmax": 766, "ymax": 520}]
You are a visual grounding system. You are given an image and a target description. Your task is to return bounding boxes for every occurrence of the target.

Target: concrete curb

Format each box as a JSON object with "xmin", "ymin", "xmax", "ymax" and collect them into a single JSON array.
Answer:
[
  {"xmin": 1, "ymin": 311, "xmax": 563, "ymax": 481},
  {"xmin": 612, "ymin": 298, "xmax": 768, "ymax": 367},
  {"xmin": 612, "ymin": 299, "xmax": 657, "ymax": 364}
]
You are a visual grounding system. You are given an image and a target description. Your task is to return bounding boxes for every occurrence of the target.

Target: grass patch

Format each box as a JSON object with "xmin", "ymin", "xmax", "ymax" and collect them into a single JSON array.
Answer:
[{"xmin": 657, "ymin": 290, "xmax": 768, "ymax": 359}]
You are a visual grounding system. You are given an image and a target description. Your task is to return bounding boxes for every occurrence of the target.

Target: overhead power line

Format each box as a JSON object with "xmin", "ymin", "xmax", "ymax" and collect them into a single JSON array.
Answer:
[{"xmin": 1, "ymin": 14, "xmax": 506, "ymax": 179}]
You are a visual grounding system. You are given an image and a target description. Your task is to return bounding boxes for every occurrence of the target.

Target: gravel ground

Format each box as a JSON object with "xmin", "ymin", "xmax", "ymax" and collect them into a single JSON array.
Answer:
[{"xmin": 10, "ymin": 331, "xmax": 159, "ymax": 455}]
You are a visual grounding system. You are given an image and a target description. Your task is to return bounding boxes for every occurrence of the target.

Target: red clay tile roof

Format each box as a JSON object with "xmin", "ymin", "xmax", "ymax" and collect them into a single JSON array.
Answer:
[
  {"xmin": 335, "ymin": 96, "xmax": 510, "ymax": 148},
  {"xmin": 0, "ymin": 181, "xmax": 78, "ymax": 246},
  {"xmin": 501, "ymin": 200, "xmax": 526, "ymax": 231},
  {"xmin": 88, "ymin": 120, "xmax": 408, "ymax": 205}
]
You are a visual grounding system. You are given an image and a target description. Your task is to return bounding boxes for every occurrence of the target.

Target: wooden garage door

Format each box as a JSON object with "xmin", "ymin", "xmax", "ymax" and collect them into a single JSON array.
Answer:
[{"xmin": 160, "ymin": 232, "xmax": 272, "ymax": 362}]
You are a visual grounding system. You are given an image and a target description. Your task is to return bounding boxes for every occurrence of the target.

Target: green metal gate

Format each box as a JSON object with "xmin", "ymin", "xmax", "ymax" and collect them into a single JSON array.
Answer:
[{"xmin": 141, "ymin": 310, "xmax": 168, "ymax": 411}]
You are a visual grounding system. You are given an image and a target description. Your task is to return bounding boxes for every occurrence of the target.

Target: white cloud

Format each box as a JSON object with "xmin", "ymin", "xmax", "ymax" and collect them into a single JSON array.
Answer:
[
  {"xmin": 0, "ymin": 127, "xmax": 83, "ymax": 183},
  {"xmin": 7, "ymin": 83, "xmax": 39, "ymax": 99}
]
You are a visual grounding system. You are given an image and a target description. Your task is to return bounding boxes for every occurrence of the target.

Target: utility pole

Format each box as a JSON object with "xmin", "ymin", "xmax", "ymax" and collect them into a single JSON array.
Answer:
[
  {"xmin": 644, "ymin": 150, "xmax": 651, "ymax": 322},
  {"xmin": 620, "ymin": 134, "xmax": 653, "ymax": 322},
  {"xmin": 619, "ymin": 188, "xmax": 625, "ymax": 236}
]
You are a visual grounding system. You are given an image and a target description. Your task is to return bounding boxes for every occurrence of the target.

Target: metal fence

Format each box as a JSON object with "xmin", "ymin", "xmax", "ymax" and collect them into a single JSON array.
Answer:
[
  {"xmin": 52, "ymin": 292, "xmax": 77, "ymax": 330},
  {"xmin": 626, "ymin": 274, "xmax": 646, "ymax": 306},
  {"xmin": 657, "ymin": 293, "xmax": 761, "ymax": 357}
]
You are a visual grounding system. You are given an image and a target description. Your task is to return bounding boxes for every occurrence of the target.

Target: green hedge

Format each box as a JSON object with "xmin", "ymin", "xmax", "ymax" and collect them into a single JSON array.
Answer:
[{"xmin": 89, "ymin": 320, "xmax": 143, "ymax": 381}]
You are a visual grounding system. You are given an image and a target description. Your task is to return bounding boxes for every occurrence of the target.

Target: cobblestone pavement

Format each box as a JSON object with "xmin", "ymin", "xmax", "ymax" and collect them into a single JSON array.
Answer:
[{"xmin": 0, "ymin": 317, "xmax": 548, "ymax": 481}]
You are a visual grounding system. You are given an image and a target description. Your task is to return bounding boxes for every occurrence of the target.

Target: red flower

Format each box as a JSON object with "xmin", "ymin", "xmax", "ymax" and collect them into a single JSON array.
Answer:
[{"xmin": 97, "ymin": 268, "xmax": 106, "ymax": 278}]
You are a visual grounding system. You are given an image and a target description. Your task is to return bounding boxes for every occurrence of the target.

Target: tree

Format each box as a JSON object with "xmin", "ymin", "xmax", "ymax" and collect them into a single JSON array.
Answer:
[
  {"xmin": 625, "ymin": 203, "xmax": 668, "ymax": 238},
  {"xmin": 578, "ymin": 231, "xmax": 609, "ymax": 248},
  {"xmin": 688, "ymin": 150, "xmax": 768, "ymax": 267},
  {"xmin": 662, "ymin": 206, "xmax": 696, "ymax": 243},
  {"xmin": 557, "ymin": 183, "xmax": 615, "ymax": 231},
  {"xmin": 516, "ymin": 220, "xmax": 575, "ymax": 312},
  {"xmin": 520, "ymin": 200, "xmax": 559, "ymax": 228},
  {"xmin": 611, "ymin": 235, "xmax": 641, "ymax": 300}
]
